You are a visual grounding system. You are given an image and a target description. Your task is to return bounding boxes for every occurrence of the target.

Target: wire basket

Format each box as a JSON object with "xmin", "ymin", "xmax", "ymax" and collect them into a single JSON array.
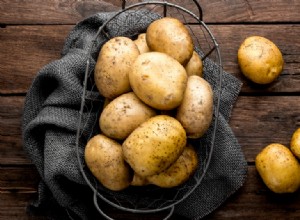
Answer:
[{"xmin": 75, "ymin": 0, "xmax": 223, "ymax": 219}]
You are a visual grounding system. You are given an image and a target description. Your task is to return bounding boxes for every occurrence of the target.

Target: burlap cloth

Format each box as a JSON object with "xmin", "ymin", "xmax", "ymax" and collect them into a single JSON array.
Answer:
[{"xmin": 22, "ymin": 10, "xmax": 248, "ymax": 220}]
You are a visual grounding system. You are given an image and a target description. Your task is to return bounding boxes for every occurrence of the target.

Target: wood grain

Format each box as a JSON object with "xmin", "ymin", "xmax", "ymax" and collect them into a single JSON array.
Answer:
[
  {"xmin": 0, "ymin": 166, "xmax": 39, "ymax": 190},
  {"xmin": 230, "ymin": 96, "xmax": 300, "ymax": 163},
  {"xmin": 1, "ymin": 96, "xmax": 300, "ymax": 165},
  {"xmin": 0, "ymin": 25, "xmax": 72, "ymax": 94},
  {"xmin": 1, "ymin": 1, "xmax": 300, "ymax": 219},
  {"xmin": 1, "ymin": 24, "xmax": 299, "ymax": 94},
  {"xmin": 1, "ymin": 166, "xmax": 300, "ymax": 219},
  {"xmin": 0, "ymin": 0, "xmax": 299, "ymax": 24}
]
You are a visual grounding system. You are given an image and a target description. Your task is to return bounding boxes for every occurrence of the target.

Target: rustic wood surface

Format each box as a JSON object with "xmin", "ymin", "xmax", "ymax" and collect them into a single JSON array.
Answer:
[{"xmin": 1, "ymin": 0, "xmax": 300, "ymax": 219}]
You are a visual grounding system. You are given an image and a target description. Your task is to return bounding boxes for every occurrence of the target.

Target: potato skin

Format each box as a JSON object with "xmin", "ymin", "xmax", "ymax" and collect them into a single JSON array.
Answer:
[
  {"xmin": 84, "ymin": 134, "xmax": 132, "ymax": 191},
  {"xmin": 99, "ymin": 92, "xmax": 156, "ymax": 140},
  {"xmin": 176, "ymin": 75, "xmax": 213, "ymax": 138},
  {"xmin": 129, "ymin": 52, "xmax": 187, "ymax": 110},
  {"xmin": 134, "ymin": 33, "xmax": 150, "ymax": 54},
  {"xmin": 237, "ymin": 36, "xmax": 284, "ymax": 84},
  {"xmin": 94, "ymin": 36, "xmax": 140, "ymax": 99},
  {"xmin": 146, "ymin": 17, "xmax": 194, "ymax": 65},
  {"xmin": 122, "ymin": 115, "xmax": 187, "ymax": 177},
  {"xmin": 255, "ymin": 143, "xmax": 300, "ymax": 193},
  {"xmin": 147, "ymin": 144, "xmax": 198, "ymax": 188},
  {"xmin": 185, "ymin": 51, "xmax": 203, "ymax": 77}
]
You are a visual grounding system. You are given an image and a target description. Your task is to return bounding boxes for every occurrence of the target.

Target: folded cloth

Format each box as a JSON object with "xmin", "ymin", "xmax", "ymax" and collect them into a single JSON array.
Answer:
[{"xmin": 22, "ymin": 9, "xmax": 247, "ymax": 220}]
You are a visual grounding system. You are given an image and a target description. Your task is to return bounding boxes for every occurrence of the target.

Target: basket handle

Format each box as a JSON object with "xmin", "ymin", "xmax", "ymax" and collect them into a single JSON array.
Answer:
[
  {"xmin": 122, "ymin": 0, "xmax": 203, "ymax": 20},
  {"xmin": 93, "ymin": 190, "xmax": 175, "ymax": 220}
]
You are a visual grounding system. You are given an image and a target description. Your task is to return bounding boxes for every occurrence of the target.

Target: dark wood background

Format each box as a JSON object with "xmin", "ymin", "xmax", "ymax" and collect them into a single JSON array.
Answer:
[{"xmin": 1, "ymin": 0, "xmax": 300, "ymax": 219}]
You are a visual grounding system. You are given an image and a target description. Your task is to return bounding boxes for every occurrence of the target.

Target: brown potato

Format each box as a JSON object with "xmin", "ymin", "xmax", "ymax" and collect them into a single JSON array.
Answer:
[
  {"xmin": 291, "ymin": 128, "xmax": 300, "ymax": 159},
  {"xmin": 131, "ymin": 173, "xmax": 149, "ymax": 186},
  {"xmin": 176, "ymin": 75, "xmax": 213, "ymax": 138},
  {"xmin": 129, "ymin": 52, "xmax": 187, "ymax": 110},
  {"xmin": 122, "ymin": 115, "xmax": 187, "ymax": 177},
  {"xmin": 84, "ymin": 134, "xmax": 132, "ymax": 191},
  {"xmin": 185, "ymin": 51, "xmax": 203, "ymax": 77},
  {"xmin": 146, "ymin": 17, "xmax": 194, "ymax": 65},
  {"xmin": 255, "ymin": 143, "xmax": 300, "ymax": 193},
  {"xmin": 238, "ymin": 36, "xmax": 284, "ymax": 84},
  {"xmin": 134, "ymin": 33, "xmax": 150, "ymax": 54},
  {"xmin": 99, "ymin": 92, "xmax": 156, "ymax": 140},
  {"xmin": 94, "ymin": 36, "xmax": 140, "ymax": 99},
  {"xmin": 147, "ymin": 144, "xmax": 198, "ymax": 188}
]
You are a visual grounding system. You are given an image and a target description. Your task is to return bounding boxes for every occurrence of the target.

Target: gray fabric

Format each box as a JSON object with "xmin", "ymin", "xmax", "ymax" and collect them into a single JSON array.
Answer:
[{"xmin": 22, "ymin": 10, "xmax": 247, "ymax": 220}]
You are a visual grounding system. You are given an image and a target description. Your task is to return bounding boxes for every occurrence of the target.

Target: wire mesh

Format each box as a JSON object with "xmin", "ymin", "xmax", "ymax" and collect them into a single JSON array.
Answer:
[{"xmin": 75, "ymin": 0, "xmax": 223, "ymax": 218}]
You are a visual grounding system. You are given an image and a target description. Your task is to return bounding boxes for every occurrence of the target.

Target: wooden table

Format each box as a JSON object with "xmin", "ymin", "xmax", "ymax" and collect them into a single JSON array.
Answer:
[{"xmin": 1, "ymin": 0, "xmax": 300, "ymax": 219}]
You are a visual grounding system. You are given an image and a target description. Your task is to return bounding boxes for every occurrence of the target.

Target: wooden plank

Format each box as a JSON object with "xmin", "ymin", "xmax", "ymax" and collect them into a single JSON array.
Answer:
[
  {"xmin": 0, "ymin": 0, "xmax": 299, "ymax": 25},
  {"xmin": 0, "ymin": 166, "xmax": 39, "ymax": 190},
  {"xmin": 230, "ymin": 96, "xmax": 300, "ymax": 163},
  {"xmin": 0, "ymin": 96, "xmax": 32, "ymax": 165},
  {"xmin": 206, "ymin": 166, "xmax": 300, "ymax": 219},
  {"xmin": 1, "ymin": 95, "xmax": 299, "ymax": 165},
  {"xmin": 1, "ymin": 24, "xmax": 299, "ymax": 94},
  {"xmin": 0, "ymin": 25, "xmax": 72, "ymax": 94},
  {"xmin": 0, "ymin": 192, "xmax": 47, "ymax": 220},
  {"xmin": 1, "ymin": 166, "xmax": 300, "ymax": 219},
  {"xmin": 209, "ymin": 24, "xmax": 300, "ymax": 94}
]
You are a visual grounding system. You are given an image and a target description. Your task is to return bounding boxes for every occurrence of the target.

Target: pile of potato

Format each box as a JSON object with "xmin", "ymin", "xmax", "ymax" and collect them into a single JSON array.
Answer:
[{"xmin": 84, "ymin": 17, "xmax": 214, "ymax": 191}]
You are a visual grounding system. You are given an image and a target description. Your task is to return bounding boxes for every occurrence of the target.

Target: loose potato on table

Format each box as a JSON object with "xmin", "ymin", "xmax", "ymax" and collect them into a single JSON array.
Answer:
[
  {"xmin": 147, "ymin": 144, "xmax": 198, "ymax": 188},
  {"xmin": 176, "ymin": 75, "xmax": 213, "ymax": 138},
  {"xmin": 238, "ymin": 36, "xmax": 284, "ymax": 84},
  {"xmin": 129, "ymin": 52, "xmax": 187, "ymax": 110},
  {"xmin": 94, "ymin": 36, "xmax": 140, "ymax": 99},
  {"xmin": 255, "ymin": 143, "xmax": 300, "ymax": 193},
  {"xmin": 99, "ymin": 92, "xmax": 156, "ymax": 140},
  {"xmin": 291, "ymin": 128, "xmax": 300, "ymax": 159},
  {"xmin": 122, "ymin": 115, "xmax": 187, "ymax": 177},
  {"xmin": 146, "ymin": 17, "xmax": 194, "ymax": 65},
  {"xmin": 84, "ymin": 134, "xmax": 132, "ymax": 191}
]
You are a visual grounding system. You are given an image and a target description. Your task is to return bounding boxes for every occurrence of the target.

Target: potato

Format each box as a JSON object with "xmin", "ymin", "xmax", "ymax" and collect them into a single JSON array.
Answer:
[
  {"xmin": 134, "ymin": 33, "xmax": 150, "ymax": 54},
  {"xmin": 291, "ymin": 128, "xmax": 300, "ymax": 159},
  {"xmin": 255, "ymin": 143, "xmax": 300, "ymax": 193},
  {"xmin": 131, "ymin": 173, "xmax": 149, "ymax": 186},
  {"xmin": 84, "ymin": 134, "xmax": 132, "ymax": 191},
  {"xmin": 238, "ymin": 36, "xmax": 284, "ymax": 84},
  {"xmin": 146, "ymin": 17, "xmax": 194, "ymax": 65},
  {"xmin": 176, "ymin": 75, "xmax": 213, "ymax": 138},
  {"xmin": 185, "ymin": 51, "xmax": 203, "ymax": 77},
  {"xmin": 94, "ymin": 36, "xmax": 140, "ymax": 99},
  {"xmin": 99, "ymin": 92, "xmax": 156, "ymax": 140},
  {"xmin": 147, "ymin": 144, "xmax": 198, "ymax": 188},
  {"xmin": 122, "ymin": 115, "xmax": 187, "ymax": 177},
  {"xmin": 129, "ymin": 52, "xmax": 187, "ymax": 110}
]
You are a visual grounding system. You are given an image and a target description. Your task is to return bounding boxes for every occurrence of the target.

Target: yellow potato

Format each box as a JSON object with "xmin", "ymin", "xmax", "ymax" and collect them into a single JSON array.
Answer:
[
  {"xmin": 147, "ymin": 144, "xmax": 198, "ymax": 188},
  {"xmin": 290, "ymin": 128, "xmax": 300, "ymax": 159},
  {"xmin": 94, "ymin": 36, "xmax": 140, "ymax": 99},
  {"xmin": 146, "ymin": 17, "xmax": 194, "ymax": 65},
  {"xmin": 176, "ymin": 75, "xmax": 213, "ymax": 138},
  {"xmin": 255, "ymin": 143, "xmax": 300, "ymax": 193},
  {"xmin": 99, "ymin": 92, "xmax": 156, "ymax": 140},
  {"xmin": 185, "ymin": 51, "xmax": 203, "ymax": 77},
  {"xmin": 131, "ymin": 173, "xmax": 149, "ymax": 186},
  {"xmin": 238, "ymin": 36, "xmax": 284, "ymax": 84},
  {"xmin": 84, "ymin": 134, "xmax": 132, "ymax": 191},
  {"xmin": 122, "ymin": 115, "xmax": 187, "ymax": 177},
  {"xmin": 134, "ymin": 33, "xmax": 150, "ymax": 54},
  {"xmin": 129, "ymin": 52, "xmax": 187, "ymax": 110}
]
